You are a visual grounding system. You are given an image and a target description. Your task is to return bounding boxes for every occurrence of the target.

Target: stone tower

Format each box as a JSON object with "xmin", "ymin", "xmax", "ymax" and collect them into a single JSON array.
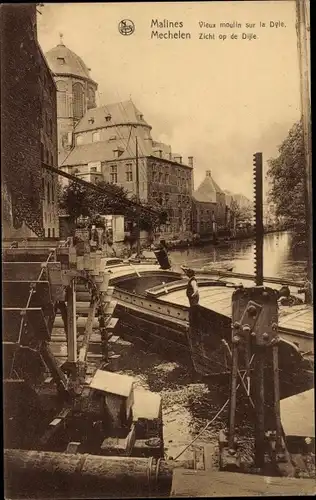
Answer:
[{"xmin": 45, "ymin": 36, "xmax": 98, "ymax": 164}]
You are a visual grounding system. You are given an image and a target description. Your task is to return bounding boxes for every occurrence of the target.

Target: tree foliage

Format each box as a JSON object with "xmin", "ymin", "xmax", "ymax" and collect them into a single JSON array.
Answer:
[
  {"xmin": 266, "ymin": 121, "xmax": 305, "ymax": 225},
  {"xmin": 230, "ymin": 200, "xmax": 253, "ymax": 224},
  {"xmin": 59, "ymin": 180, "xmax": 167, "ymax": 232}
]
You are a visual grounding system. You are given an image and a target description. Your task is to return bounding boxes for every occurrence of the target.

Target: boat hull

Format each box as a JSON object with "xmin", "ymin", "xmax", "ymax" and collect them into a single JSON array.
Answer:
[{"xmin": 107, "ymin": 266, "xmax": 313, "ymax": 398}]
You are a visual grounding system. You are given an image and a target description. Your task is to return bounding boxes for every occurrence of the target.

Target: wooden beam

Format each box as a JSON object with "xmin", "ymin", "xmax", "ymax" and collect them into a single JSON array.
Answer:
[
  {"xmin": 38, "ymin": 408, "xmax": 72, "ymax": 448},
  {"xmin": 39, "ymin": 343, "xmax": 70, "ymax": 396},
  {"xmin": 78, "ymin": 299, "xmax": 98, "ymax": 369},
  {"xmin": 66, "ymin": 280, "xmax": 77, "ymax": 363},
  {"xmin": 194, "ymin": 269, "xmax": 305, "ymax": 288},
  {"xmin": 170, "ymin": 469, "xmax": 315, "ymax": 497}
]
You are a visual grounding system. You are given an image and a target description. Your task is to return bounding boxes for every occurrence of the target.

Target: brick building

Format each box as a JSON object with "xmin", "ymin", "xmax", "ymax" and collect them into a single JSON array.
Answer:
[
  {"xmin": 1, "ymin": 4, "xmax": 59, "ymax": 239},
  {"xmin": 44, "ymin": 42, "xmax": 193, "ymax": 237},
  {"xmin": 45, "ymin": 38, "xmax": 98, "ymax": 166},
  {"xmin": 192, "ymin": 170, "xmax": 226, "ymax": 236},
  {"xmin": 62, "ymin": 101, "xmax": 193, "ymax": 236}
]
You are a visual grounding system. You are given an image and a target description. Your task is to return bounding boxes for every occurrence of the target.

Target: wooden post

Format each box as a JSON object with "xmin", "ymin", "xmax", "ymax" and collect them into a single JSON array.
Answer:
[
  {"xmin": 66, "ymin": 279, "xmax": 77, "ymax": 363},
  {"xmin": 228, "ymin": 342, "xmax": 238, "ymax": 449},
  {"xmin": 78, "ymin": 298, "xmax": 98, "ymax": 380},
  {"xmin": 296, "ymin": 0, "xmax": 312, "ymax": 298},
  {"xmin": 272, "ymin": 344, "xmax": 282, "ymax": 452},
  {"xmin": 254, "ymin": 347, "xmax": 265, "ymax": 469}
]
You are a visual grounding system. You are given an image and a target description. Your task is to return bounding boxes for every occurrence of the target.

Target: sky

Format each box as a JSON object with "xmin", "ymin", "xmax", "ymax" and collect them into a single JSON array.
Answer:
[{"xmin": 37, "ymin": 1, "xmax": 302, "ymax": 199}]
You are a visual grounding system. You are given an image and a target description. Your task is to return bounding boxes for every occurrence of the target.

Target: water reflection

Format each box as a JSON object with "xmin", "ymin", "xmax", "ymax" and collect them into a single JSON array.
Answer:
[{"xmin": 170, "ymin": 231, "xmax": 307, "ymax": 281}]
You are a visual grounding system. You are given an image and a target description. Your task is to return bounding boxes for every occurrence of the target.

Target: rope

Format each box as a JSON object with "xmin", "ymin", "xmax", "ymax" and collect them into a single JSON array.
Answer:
[{"xmin": 173, "ymin": 354, "xmax": 255, "ymax": 461}]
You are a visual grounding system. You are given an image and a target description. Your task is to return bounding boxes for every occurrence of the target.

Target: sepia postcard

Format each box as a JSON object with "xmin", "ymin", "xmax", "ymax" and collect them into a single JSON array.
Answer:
[{"xmin": 1, "ymin": 1, "xmax": 313, "ymax": 498}]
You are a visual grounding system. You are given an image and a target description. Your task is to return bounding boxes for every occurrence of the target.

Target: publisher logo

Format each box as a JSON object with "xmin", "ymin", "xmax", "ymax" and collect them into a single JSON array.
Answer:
[{"xmin": 118, "ymin": 19, "xmax": 135, "ymax": 36}]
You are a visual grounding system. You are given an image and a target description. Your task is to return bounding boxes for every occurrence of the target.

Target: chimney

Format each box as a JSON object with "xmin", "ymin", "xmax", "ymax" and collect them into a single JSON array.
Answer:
[
  {"xmin": 206, "ymin": 170, "xmax": 212, "ymax": 177},
  {"xmin": 159, "ymin": 150, "xmax": 163, "ymax": 158},
  {"xmin": 169, "ymin": 152, "xmax": 173, "ymax": 160},
  {"xmin": 188, "ymin": 156, "xmax": 193, "ymax": 168}
]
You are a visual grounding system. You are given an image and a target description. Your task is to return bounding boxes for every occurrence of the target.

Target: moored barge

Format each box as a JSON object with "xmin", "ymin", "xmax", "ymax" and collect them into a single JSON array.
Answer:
[{"xmin": 99, "ymin": 258, "xmax": 313, "ymax": 397}]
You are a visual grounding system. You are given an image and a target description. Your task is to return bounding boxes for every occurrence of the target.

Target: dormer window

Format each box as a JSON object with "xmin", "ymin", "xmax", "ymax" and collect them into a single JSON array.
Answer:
[
  {"xmin": 88, "ymin": 118, "xmax": 95, "ymax": 124},
  {"xmin": 57, "ymin": 57, "xmax": 65, "ymax": 65},
  {"xmin": 109, "ymin": 135, "xmax": 117, "ymax": 141},
  {"xmin": 113, "ymin": 148, "xmax": 124, "ymax": 158},
  {"xmin": 105, "ymin": 114, "xmax": 112, "ymax": 122},
  {"xmin": 76, "ymin": 135, "xmax": 83, "ymax": 146},
  {"xmin": 139, "ymin": 114, "xmax": 144, "ymax": 120},
  {"xmin": 92, "ymin": 131, "xmax": 100, "ymax": 143}
]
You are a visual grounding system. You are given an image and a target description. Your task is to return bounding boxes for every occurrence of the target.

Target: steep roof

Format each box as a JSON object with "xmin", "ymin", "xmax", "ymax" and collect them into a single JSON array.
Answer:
[
  {"xmin": 74, "ymin": 100, "xmax": 151, "ymax": 133},
  {"xmin": 45, "ymin": 42, "xmax": 92, "ymax": 80},
  {"xmin": 193, "ymin": 170, "xmax": 224, "ymax": 203},
  {"xmin": 62, "ymin": 142, "xmax": 115, "ymax": 166},
  {"xmin": 62, "ymin": 135, "xmax": 153, "ymax": 167}
]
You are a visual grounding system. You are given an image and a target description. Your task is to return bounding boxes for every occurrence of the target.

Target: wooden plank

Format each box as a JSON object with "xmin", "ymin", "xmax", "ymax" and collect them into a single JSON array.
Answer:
[
  {"xmin": 78, "ymin": 299, "xmax": 98, "ymax": 363},
  {"xmin": 1, "ymin": 262, "xmax": 45, "ymax": 281},
  {"xmin": 39, "ymin": 408, "xmax": 72, "ymax": 447},
  {"xmin": 281, "ymin": 389, "xmax": 315, "ymax": 438},
  {"xmin": 2, "ymin": 248, "xmax": 55, "ymax": 262},
  {"xmin": 278, "ymin": 307, "xmax": 312, "ymax": 326},
  {"xmin": 39, "ymin": 343, "xmax": 69, "ymax": 394},
  {"xmin": 54, "ymin": 315, "xmax": 100, "ymax": 330},
  {"xmin": 106, "ymin": 317, "xmax": 119, "ymax": 330},
  {"xmin": 2, "ymin": 307, "xmax": 51, "ymax": 342},
  {"xmin": 2, "ymin": 281, "xmax": 52, "ymax": 308},
  {"xmin": 170, "ymin": 469, "xmax": 316, "ymax": 497},
  {"xmin": 67, "ymin": 281, "xmax": 77, "ymax": 363}
]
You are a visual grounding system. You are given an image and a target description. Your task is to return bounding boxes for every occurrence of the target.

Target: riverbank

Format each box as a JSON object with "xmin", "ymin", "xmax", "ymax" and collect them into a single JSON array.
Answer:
[{"xmin": 162, "ymin": 226, "xmax": 290, "ymax": 251}]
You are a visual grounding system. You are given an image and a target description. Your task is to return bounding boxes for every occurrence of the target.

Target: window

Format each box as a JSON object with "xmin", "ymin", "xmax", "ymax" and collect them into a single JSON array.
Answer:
[
  {"xmin": 49, "ymin": 119, "xmax": 52, "ymax": 136},
  {"xmin": 138, "ymin": 114, "xmax": 144, "ymax": 120},
  {"xmin": 92, "ymin": 131, "xmax": 100, "ymax": 143},
  {"xmin": 47, "ymin": 181, "xmax": 50, "ymax": 204},
  {"xmin": 178, "ymin": 195, "xmax": 181, "ymax": 206},
  {"xmin": 165, "ymin": 173, "xmax": 170, "ymax": 184},
  {"xmin": 73, "ymin": 82, "xmax": 85, "ymax": 119},
  {"xmin": 114, "ymin": 148, "xmax": 124, "ymax": 158},
  {"xmin": 126, "ymin": 163, "xmax": 133, "ymax": 182},
  {"xmin": 158, "ymin": 172, "xmax": 163, "ymax": 183},
  {"xmin": 90, "ymin": 167, "xmax": 97, "ymax": 172},
  {"xmin": 105, "ymin": 114, "xmax": 112, "ymax": 122},
  {"xmin": 52, "ymin": 228, "xmax": 55, "ymax": 238},
  {"xmin": 88, "ymin": 118, "xmax": 95, "ymax": 124},
  {"xmin": 47, "ymin": 228, "xmax": 51, "ymax": 237},
  {"xmin": 51, "ymin": 182, "xmax": 54, "ymax": 203},
  {"xmin": 40, "ymin": 143, "xmax": 44, "ymax": 162},
  {"xmin": 165, "ymin": 193, "xmax": 170, "ymax": 204},
  {"xmin": 110, "ymin": 165, "xmax": 117, "ymax": 184},
  {"xmin": 56, "ymin": 80, "xmax": 67, "ymax": 115},
  {"xmin": 76, "ymin": 135, "xmax": 83, "ymax": 146},
  {"xmin": 57, "ymin": 57, "xmax": 65, "ymax": 65}
]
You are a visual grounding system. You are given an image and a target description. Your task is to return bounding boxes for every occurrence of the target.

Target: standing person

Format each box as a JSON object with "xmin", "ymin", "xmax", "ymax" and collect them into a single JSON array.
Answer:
[{"xmin": 183, "ymin": 268, "xmax": 200, "ymax": 307}]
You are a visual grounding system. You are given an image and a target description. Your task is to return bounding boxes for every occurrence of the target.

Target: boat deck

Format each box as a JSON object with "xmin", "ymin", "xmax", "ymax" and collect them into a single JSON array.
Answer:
[
  {"xmin": 104, "ymin": 262, "xmax": 313, "ymax": 351},
  {"xmin": 157, "ymin": 279, "xmax": 313, "ymax": 346}
]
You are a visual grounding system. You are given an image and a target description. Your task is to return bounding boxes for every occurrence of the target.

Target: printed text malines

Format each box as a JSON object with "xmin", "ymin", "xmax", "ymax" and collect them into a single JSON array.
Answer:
[{"xmin": 150, "ymin": 19, "xmax": 191, "ymax": 39}]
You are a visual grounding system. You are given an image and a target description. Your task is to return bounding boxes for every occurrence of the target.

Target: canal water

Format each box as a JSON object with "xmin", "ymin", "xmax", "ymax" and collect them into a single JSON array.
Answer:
[{"xmin": 116, "ymin": 231, "xmax": 308, "ymax": 464}]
